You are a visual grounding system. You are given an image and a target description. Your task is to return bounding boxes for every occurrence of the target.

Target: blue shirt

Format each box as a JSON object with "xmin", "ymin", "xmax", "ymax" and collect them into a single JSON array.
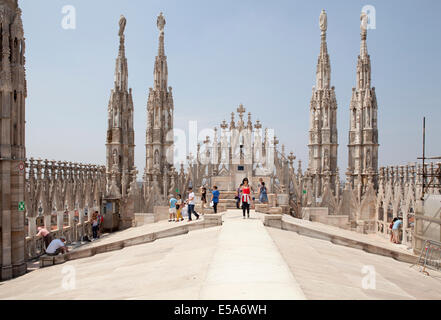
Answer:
[
  {"xmin": 392, "ymin": 220, "xmax": 402, "ymax": 230},
  {"xmin": 169, "ymin": 198, "xmax": 177, "ymax": 208},
  {"xmin": 212, "ymin": 190, "xmax": 220, "ymax": 203}
]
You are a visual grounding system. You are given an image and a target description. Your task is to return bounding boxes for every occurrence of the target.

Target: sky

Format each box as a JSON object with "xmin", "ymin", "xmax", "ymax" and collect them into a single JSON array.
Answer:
[{"xmin": 21, "ymin": 0, "xmax": 441, "ymax": 178}]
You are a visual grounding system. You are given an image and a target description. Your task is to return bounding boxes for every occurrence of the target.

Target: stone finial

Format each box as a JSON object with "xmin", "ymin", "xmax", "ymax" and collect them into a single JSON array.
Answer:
[
  {"xmin": 247, "ymin": 112, "xmax": 253, "ymax": 129},
  {"xmin": 254, "ymin": 120, "xmax": 262, "ymax": 130},
  {"xmin": 288, "ymin": 152, "xmax": 296, "ymax": 166},
  {"xmin": 230, "ymin": 112, "xmax": 236, "ymax": 129}
]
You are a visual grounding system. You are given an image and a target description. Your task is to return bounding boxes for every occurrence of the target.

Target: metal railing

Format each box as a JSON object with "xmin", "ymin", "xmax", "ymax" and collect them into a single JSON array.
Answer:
[{"xmin": 413, "ymin": 239, "xmax": 441, "ymax": 275}]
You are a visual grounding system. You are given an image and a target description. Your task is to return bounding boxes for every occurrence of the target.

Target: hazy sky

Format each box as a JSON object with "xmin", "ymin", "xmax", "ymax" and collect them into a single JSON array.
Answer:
[{"xmin": 21, "ymin": 0, "xmax": 441, "ymax": 176}]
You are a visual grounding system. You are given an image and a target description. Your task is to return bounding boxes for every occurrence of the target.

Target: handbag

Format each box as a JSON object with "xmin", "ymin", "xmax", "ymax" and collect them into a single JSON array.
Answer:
[{"xmin": 210, "ymin": 201, "xmax": 214, "ymax": 207}]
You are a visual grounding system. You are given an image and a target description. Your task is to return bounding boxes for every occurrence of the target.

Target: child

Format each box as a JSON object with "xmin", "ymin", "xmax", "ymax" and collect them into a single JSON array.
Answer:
[
  {"xmin": 175, "ymin": 194, "xmax": 184, "ymax": 222},
  {"xmin": 169, "ymin": 194, "xmax": 178, "ymax": 222}
]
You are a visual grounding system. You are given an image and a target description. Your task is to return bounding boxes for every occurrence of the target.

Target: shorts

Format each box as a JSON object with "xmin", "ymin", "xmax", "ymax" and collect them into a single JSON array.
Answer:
[{"xmin": 169, "ymin": 208, "xmax": 177, "ymax": 214}]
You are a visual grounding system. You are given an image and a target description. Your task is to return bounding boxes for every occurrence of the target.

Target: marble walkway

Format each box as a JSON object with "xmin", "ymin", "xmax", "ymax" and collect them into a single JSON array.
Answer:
[{"xmin": 0, "ymin": 210, "xmax": 440, "ymax": 300}]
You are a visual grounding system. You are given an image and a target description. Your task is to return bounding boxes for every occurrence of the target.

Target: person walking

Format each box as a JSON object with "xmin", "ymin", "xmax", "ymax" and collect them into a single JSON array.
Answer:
[
  {"xmin": 169, "ymin": 194, "xmax": 178, "ymax": 222},
  {"xmin": 97, "ymin": 211, "xmax": 104, "ymax": 238},
  {"xmin": 92, "ymin": 211, "xmax": 99, "ymax": 240},
  {"xmin": 175, "ymin": 194, "xmax": 184, "ymax": 222},
  {"xmin": 211, "ymin": 186, "xmax": 220, "ymax": 214},
  {"xmin": 259, "ymin": 181, "xmax": 269, "ymax": 204},
  {"xmin": 187, "ymin": 187, "xmax": 200, "ymax": 221},
  {"xmin": 200, "ymin": 186, "xmax": 207, "ymax": 210},
  {"xmin": 241, "ymin": 178, "xmax": 252, "ymax": 219},
  {"xmin": 235, "ymin": 184, "xmax": 243, "ymax": 209}
]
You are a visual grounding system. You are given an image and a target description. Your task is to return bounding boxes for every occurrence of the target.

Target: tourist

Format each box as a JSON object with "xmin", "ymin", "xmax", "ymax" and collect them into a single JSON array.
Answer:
[
  {"xmin": 169, "ymin": 194, "xmax": 178, "ymax": 222},
  {"xmin": 235, "ymin": 184, "xmax": 243, "ymax": 209},
  {"xmin": 46, "ymin": 236, "xmax": 69, "ymax": 256},
  {"xmin": 211, "ymin": 186, "xmax": 220, "ymax": 214},
  {"xmin": 389, "ymin": 217, "xmax": 398, "ymax": 242},
  {"xmin": 259, "ymin": 181, "xmax": 269, "ymax": 204},
  {"xmin": 258, "ymin": 177, "xmax": 263, "ymax": 189},
  {"xmin": 187, "ymin": 187, "xmax": 200, "ymax": 221},
  {"xmin": 36, "ymin": 226, "xmax": 52, "ymax": 249},
  {"xmin": 200, "ymin": 186, "xmax": 207, "ymax": 210},
  {"xmin": 92, "ymin": 211, "xmax": 100, "ymax": 240},
  {"xmin": 241, "ymin": 178, "xmax": 252, "ymax": 219},
  {"xmin": 97, "ymin": 211, "xmax": 104, "ymax": 238},
  {"xmin": 392, "ymin": 217, "xmax": 403, "ymax": 244},
  {"xmin": 176, "ymin": 194, "xmax": 184, "ymax": 222}
]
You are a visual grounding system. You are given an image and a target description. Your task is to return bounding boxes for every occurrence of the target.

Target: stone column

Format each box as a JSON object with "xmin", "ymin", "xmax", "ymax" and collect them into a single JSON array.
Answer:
[{"xmin": 57, "ymin": 211, "xmax": 64, "ymax": 233}]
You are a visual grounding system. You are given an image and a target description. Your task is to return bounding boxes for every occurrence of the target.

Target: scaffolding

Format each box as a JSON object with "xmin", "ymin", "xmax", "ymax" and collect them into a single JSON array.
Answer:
[{"xmin": 417, "ymin": 117, "xmax": 441, "ymax": 198}]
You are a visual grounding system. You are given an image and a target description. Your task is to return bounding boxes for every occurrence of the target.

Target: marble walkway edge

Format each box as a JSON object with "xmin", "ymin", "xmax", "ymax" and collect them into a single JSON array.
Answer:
[
  {"xmin": 264, "ymin": 214, "xmax": 418, "ymax": 264},
  {"xmin": 40, "ymin": 214, "xmax": 224, "ymax": 268}
]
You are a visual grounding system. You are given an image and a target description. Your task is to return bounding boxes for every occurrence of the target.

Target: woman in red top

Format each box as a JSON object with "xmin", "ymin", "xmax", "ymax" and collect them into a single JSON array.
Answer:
[{"xmin": 241, "ymin": 178, "xmax": 252, "ymax": 219}]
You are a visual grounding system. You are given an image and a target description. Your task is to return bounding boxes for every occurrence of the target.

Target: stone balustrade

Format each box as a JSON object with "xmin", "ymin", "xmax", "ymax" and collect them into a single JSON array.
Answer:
[{"xmin": 24, "ymin": 158, "xmax": 106, "ymax": 260}]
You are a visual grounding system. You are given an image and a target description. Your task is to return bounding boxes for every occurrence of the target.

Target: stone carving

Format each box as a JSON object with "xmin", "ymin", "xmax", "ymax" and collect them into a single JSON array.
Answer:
[
  {"xmin": 319, "ymin": 9, "xmax": 327, "ymax": 33},
  {"xmin": 157, "ymin": 12, "xmax": 166, "ymax": 32},
  {"xmin": 113, "ymin": 150, "xmax": 118, "ymax": 165},
  {"xmin": 366, "ymin": 149, "xmax": 372, "ymax": 169},
  {"xmin": 118, "ymin": 15, "xmax": 126, "ymax": 37},
  {"xmin": 360, "ymin": 12, "xmax": 368, "ymax": 32}
]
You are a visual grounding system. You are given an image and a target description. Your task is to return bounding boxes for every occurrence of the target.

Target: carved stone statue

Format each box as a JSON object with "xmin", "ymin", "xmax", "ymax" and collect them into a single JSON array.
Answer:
[
  {"xmin": 360, "ymin": 12, "xmax": 368, "ymax": 32},
  {"xmin": 324, "ymin": 149, "xmax": 330, "ymax": 170},
  {"xmin": 319, "ymin": 9, "xmax": 327, "ymax": 33},
  {"xmin": 119, "ymin": 15, "xmax": 126, "ymax": 37},
  {"xmin": 112, "ymin": 150, "xmax": 118, "ymax": 165},
  {"xmin": 366, "ymin": 149, "xmax": 372, "ymax": 169},
  {"xmin": 324, "ymin": 108, "xmax": 329, "ymax": 127},
  {"xmin": 157, "ymin": 12, "xmax": 166, "ymax": 32},
  {"xmin": 154, "ymin": 150, "xmax": 160, "ymax": 166}
]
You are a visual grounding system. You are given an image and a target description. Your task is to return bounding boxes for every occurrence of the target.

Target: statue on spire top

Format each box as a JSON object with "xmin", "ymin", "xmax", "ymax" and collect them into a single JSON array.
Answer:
[
  {"xmin": 157, "ymin": 12, "xmax": 166, "ymax": 32},
  {"xmin": 119, "ymin": 15, "xmax": 126, "ymax": 37},
  {"xmin": 360, "ymin": 12, "xmax": 368, "ymax": 32},
  {"xmin": 319, "ymin": 9, "xmax": 327, "ymax": 33}
]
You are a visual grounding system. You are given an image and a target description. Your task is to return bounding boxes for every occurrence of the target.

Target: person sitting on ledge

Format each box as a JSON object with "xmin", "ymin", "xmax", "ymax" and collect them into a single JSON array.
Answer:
[{"xmin": 46, "ymin": 236, "xmax": 69, "ymax": 256}]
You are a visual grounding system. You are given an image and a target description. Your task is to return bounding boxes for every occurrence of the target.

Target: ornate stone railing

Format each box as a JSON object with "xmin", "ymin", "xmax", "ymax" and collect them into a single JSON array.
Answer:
[
  {"xmin": 24, "ymin": 158, "xmax": 106, "ymax": 260},
  {"xmin": 375, "ymin": 163, "xmax": 441, "ymax": 246}
]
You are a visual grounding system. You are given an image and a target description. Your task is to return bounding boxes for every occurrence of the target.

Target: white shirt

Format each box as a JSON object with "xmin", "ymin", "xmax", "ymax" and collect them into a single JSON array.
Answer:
[
  {"xmin": 188, "ymin": 192, "xmax": 195, "ymax": 205},
  {"xmin": 46, "ymin": 239, "xmax": 65, "ymax": 254}
]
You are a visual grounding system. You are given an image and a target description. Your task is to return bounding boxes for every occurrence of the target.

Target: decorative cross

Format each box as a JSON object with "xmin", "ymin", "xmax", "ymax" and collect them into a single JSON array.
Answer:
[
  {"xmin": 237, "ymin": 104, "xmax": 246, "ymax": 119},
  {"xmin": 220, "ymin": 120, "xmax": 228, "ymax": 129}
]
